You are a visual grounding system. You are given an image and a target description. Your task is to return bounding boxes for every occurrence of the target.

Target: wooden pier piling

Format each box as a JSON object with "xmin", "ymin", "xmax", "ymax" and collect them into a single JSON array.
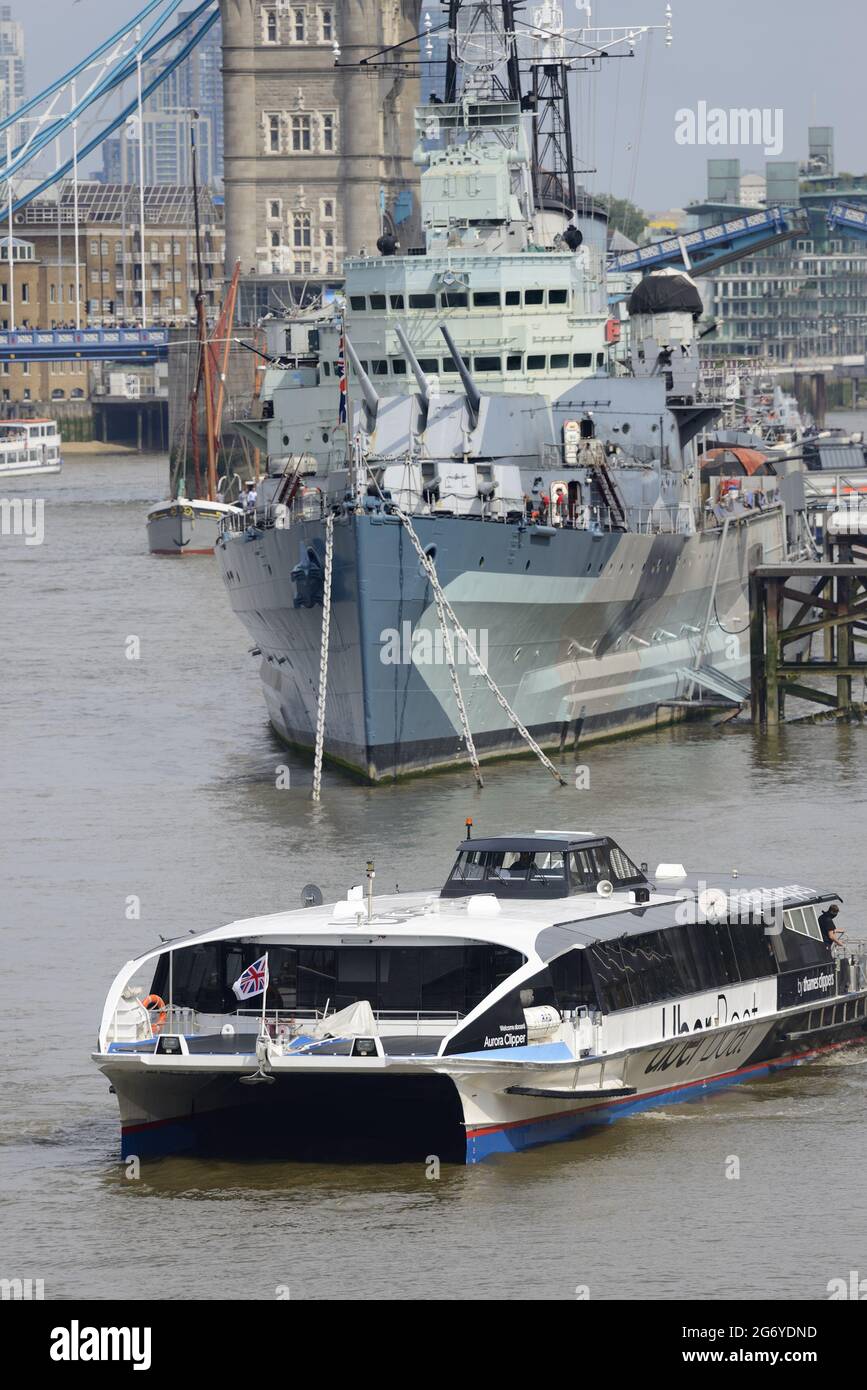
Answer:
[{"xmin": 750, "ymin": 563, "xmax": 867, "ymax": 726}]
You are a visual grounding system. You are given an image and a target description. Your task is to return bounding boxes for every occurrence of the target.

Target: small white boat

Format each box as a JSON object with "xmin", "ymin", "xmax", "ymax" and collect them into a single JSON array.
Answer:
[
  {"xmin": 146, "ymin": 497, "xmax": 242, "ymax": 556},
  {"xmin": 94, "ymin": 829, "xmax": 867, "ymax": 1165},
  {"xmin": 0, "ymin": 418, "xmax": 63, "ymax": 479}
]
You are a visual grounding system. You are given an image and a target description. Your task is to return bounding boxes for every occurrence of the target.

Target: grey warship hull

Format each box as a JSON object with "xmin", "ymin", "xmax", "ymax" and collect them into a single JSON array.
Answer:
[{"xmin": 217, "ymin": 505, "xmax": 784, "ymax": 780}]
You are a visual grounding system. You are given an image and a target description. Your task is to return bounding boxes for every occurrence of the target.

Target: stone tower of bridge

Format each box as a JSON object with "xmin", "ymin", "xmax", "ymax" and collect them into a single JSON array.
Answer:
[{"xmin": 220, "ymin": 0, "xmax": 421, "ymax": 276}]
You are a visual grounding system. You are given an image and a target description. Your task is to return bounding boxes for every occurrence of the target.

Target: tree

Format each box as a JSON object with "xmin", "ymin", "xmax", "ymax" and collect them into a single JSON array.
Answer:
[{"xmin": 599, "ymin": 195, "xmax": 648, "ymax": 244}]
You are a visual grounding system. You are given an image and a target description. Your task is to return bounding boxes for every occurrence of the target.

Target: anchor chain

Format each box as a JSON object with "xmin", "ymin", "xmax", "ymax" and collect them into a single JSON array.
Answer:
[
  {"xmin": 311, "ymin": 512, "xmax": 334, "ymax": 801},
  {"xmin": 393, "ymin": 507, "xmax": 567, "ymax": 786}
]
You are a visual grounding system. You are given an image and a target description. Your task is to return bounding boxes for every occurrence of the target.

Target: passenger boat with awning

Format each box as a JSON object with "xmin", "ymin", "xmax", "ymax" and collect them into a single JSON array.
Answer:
[{"xmin": 93, "ymin": 830, "xmax": 867, "ymax": 1164}]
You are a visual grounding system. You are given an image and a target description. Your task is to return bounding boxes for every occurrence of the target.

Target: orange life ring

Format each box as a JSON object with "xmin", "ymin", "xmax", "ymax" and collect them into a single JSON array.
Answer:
[{"xmin": 141, "ymin": 994, "xmax": 167, "ymax": 1033}]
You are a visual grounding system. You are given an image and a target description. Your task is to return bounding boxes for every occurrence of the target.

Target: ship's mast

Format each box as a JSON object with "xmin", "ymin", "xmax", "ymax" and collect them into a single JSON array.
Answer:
[{"xmin": 440, "ymin": 1, "xmax": 672, "ymax": 213}]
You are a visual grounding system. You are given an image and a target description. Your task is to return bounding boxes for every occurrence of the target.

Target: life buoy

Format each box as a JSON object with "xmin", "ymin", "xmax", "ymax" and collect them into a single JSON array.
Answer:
[
  {"xmin": 183, "ymin": 506, "xmax": 193, "ymax": 518},
  {"xmin": 141, "ymin": 994, "xmax": 167, "ymax": 1033}
]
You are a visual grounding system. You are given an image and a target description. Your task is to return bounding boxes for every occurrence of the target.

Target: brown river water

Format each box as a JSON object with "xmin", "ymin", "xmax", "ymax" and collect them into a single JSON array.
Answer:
[{"xmin": 1, "ymin": 450, "xmax": 866, "ymax": 1300}]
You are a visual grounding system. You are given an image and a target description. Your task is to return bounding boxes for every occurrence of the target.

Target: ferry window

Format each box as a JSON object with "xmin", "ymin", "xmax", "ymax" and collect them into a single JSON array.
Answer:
[
  {"xmin": 473, "ymin": 291, "xmax": 500, "ymax": 307},
  {"xmin": 505, "ymin": 290, "xmax": 520, "ymax": 306},
  {"xmin": 389, "ymin": 293, "xmax": 405, "ymax": 309},
  {"xmin": 608, "ymin": 847, "xmax": 643, "ymax": 884},
  {"xmin": 550, "ymin": 353, "xmax": 569, "ymax": 369},
  {"xmin": 349, "ymin": 296, "xmax": 366, "ymax": 311},
  {"xmin": 572, "ymin": 353, "xmax": 592, "ymax": 368},
  {"xmin": 450, "ymin": 850, "xmax": 485, "ymax": 882},
  {"xmin": 392, "ymin": 359, "xmax": 407, "ymax": 375},
  {"xmin": 474, "ymin": 355, "xmax": 501, "ymax": 372},
  {"xmin": 588, "ymin": 941, "xmax": 633, "ymax": 1011},
  {"xmin": 548, "ymin": 948, "xmax": 599, "ymax": 1012},
  {"xmin": 369, "ymin": 294, "xmax": 386, "ymax": 310},
  {"xmin": 527, "ymin": 354, "xmax": 546, "ymax": 370},
  {"xmin": 409, "ymin": 293, "xmax": 436, "ymax": 309},
  {"xmin": 506, "ymin": 354, "xmax": 522, "ymax": 371},
  {"xmin": 525, "ymin": 289, "xmax": 544, "ymax": 305},
  {"xmin": 371, "ymin": 360, "xmax": 388, "ymax": 376},
  {"xmin": 441, "ymin": 291, "xmax": 467, "ymax": 308},
  {"xmin": 485, "ymin": 850, "xmax": 565, "ymax": 886},
  {"xmin": 549, "ymin": 289, "xmax": 568, "ymax": 305},
  {"xmin": 727, "ymin": 921, "xmax": 776, "ymax": 979},
  {"xmin": 442, "ymin": 358, "xmax": 459, "ymax": 373},
  {"xmin": 596, "ymin": 352, "xmax": 605, "ymax": 366},
  {"xmin": 418, "ymin": 358, "xmax": 438, "ymax": 373}
]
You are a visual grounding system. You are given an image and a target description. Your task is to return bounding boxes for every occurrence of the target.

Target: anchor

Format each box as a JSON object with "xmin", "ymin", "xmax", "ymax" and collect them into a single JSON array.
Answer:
[{"xmin": 239, "ymin": 1030, "xmax": 275, "ymax": 1086}]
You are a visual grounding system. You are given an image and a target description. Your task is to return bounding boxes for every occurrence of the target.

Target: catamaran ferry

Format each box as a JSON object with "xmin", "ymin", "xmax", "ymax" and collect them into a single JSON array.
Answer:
[
  {"xmin": 94, "ymin": 830, "xmax": 865, "ymax": 1164},
  {"xmin": 0, "ymin": 419, "xmax": 62, "ymax": 479}
]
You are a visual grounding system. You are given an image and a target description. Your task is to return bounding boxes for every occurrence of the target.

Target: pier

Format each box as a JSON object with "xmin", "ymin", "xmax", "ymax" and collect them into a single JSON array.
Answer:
[{"xmin": 749, "ymin": 562, "xmax": 867, "ymax": 724}]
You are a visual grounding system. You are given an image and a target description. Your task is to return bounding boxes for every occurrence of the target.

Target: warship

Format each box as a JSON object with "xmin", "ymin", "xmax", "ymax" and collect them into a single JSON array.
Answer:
[{"xmin": 216, "ymin": 1, "xmax": 793, "ymax": 781}]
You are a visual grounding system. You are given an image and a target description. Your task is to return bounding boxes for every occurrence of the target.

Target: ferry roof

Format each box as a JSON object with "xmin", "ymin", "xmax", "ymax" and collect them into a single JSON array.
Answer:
[
  {"xmin": 122, "ymin": 873, "xmax": 836, "ymax": 965},
  {"xmin": 454, "ymin": 834, "xmax": 603, "ymax": 853}
]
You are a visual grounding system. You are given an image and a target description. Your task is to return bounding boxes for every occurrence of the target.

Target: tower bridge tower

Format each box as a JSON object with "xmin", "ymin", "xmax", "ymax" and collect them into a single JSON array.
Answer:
[{"xmin": 220, "ymin": 0, "xmax": 421, "ymax": 281}]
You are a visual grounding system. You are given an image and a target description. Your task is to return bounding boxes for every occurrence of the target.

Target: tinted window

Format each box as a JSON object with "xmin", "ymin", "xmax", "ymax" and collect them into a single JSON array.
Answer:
[
  {"xmin": 349, "ymin": 296, "xmax": 366, "ymax": 311},
  {"xmin": 418, "ymin": 358, "xmax": 438, "ymax": 373},
  {"xmin": 551, "ymin": 353, "xmax": 569, "ymax": 369},
  {"xmin": 409, "ymin": 293, "xmax": 436, "ymax": 309},
  {"xmin": 505, "ymin": 290, "xmax": 520, "ymax": 305},
  {"xmin": 473, "ymin": 291, "xmax": 500, "ymax": 307},
  {"xmin": 573, "ymin": 352, "xmax": 592, "ymax": 368},
  {"xmin": 369, "ymin": 294, "xmax": 386, "ymax": 310},
  {"xmin": 548, "ymin": 948, "xmax": 600, "ymax": 1011},
  {"xmin": 441, "ymin": 291, "xmax": 467, "ymax": 308},
  {"xmin": 506, "ymin": 354, "xmax": 522, "ymax": 371},
  {"xmin": 474, "ymin": 355, "xmax": 501, "ymax": 371},
  {"xmin": 527, "ymin": 354, "xmax": 546, "ymax": 370},
  {"xmin": 389, "ymin": 294, "xmax": 405, "ymax": 309},
  {"xmin": 549, "ymin": 288, "xmax": 568, "ymax": 304},
  {"xmin": 156, "ymin": 943, "xmax": 524, "ymax": 1019},
  {"xmin": 392, "ymin": 358, "xmax": 407, "ymax": 374},
  {"xmin": 525, "ymin": 289, "xmax": 544, "ymax": 305}
]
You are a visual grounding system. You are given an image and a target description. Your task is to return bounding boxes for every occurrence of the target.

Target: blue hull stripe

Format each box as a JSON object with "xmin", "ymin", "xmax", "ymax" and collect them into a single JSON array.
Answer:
[{"xmin": 465, "ymin": 1040, "xmax": 849, "ymax": 1162}]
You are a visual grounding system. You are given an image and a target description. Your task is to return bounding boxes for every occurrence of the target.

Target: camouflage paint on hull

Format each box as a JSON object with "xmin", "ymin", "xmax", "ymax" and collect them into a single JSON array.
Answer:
[{"xmin": 217, "ymin": 507, "xmax": 786, "ymax": 780}]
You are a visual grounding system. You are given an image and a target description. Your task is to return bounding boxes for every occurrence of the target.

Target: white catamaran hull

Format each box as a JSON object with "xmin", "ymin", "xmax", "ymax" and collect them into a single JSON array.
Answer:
[{"xmin": 99, "ymin": 996, "xmax": 867, "ymax": 1165}]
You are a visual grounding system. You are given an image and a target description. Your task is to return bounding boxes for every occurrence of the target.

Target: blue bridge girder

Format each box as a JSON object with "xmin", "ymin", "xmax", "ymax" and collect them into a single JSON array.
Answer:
[
  {"xmin": 826, "ymin": 203, "xmax": 867, "ymax": 238},
  {"xmin": 0, "ymin": 0, "xmax": 219, "ymax": 215},
  {"xmin": 608, "ymin": 206, "xmax": 811, "ymax": 276},
  {"xmin": 0, "ymin": 328, "xmax": 169, "ymax": 364}
]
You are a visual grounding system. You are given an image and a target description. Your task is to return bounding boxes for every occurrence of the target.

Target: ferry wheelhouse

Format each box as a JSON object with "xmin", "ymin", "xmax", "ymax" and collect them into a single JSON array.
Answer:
[
  {"xmin": 0, "ymin": 419, "xmax": 62, "ymax": 479},
  {"xmin": 94, "ymin": 831, "xmax": 866, "ymax": 1164}
]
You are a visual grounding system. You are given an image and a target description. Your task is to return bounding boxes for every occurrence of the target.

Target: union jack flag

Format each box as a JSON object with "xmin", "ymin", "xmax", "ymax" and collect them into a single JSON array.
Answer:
[
  {"xmin": 337, "ymin": 328, "xmax": 347, "ymax": 424},
  {"xmin": 232, "ymin": 953, "xmax": 269, "ymax": 1001}
]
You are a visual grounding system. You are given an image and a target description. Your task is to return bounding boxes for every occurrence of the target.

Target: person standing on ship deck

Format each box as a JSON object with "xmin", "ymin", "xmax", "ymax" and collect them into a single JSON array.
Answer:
[{"xmin": 818, "ymin": 903, "xmax": 845, "ymax": 950}]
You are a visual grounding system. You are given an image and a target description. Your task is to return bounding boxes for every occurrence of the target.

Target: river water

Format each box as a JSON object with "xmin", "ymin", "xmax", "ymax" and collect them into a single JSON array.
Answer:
[{"xmin": 2, "ymin": 448, "xmax": 866, "ymax": 1301}]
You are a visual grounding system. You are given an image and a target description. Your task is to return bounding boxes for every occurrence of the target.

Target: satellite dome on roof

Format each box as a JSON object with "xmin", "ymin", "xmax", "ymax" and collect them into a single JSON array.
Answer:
[{"xmin": 628, "ymin": 268, "xmax": 704, "ymax": 320}]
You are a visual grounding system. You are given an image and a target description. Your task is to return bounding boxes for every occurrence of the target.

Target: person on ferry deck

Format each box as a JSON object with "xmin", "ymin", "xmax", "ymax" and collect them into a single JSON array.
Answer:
[{"xmin": 818, "ymin": 904, "xmax": 845, "ymax": 949}]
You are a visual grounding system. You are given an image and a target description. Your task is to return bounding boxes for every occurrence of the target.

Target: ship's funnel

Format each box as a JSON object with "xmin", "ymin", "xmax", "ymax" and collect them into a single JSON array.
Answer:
[
  {"xmin": 439, "ymin": 323, "xmax": 480, "ymax": 429},
  {"xmin": 344, "ymin": 333, "xmax": 380, "ymax": 428}
]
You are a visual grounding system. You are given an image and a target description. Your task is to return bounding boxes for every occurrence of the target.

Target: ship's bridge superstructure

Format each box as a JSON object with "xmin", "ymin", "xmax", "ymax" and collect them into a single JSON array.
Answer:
[{"xmin": 312, "ymin": 99, "xmax": 611, "ymax": 402}]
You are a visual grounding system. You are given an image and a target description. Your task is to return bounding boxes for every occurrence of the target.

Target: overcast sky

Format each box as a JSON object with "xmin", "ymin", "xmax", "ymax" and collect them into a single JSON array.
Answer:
[{"xmin": 25, "ymin": 0, "xmax": 867, "ymax": 211}]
